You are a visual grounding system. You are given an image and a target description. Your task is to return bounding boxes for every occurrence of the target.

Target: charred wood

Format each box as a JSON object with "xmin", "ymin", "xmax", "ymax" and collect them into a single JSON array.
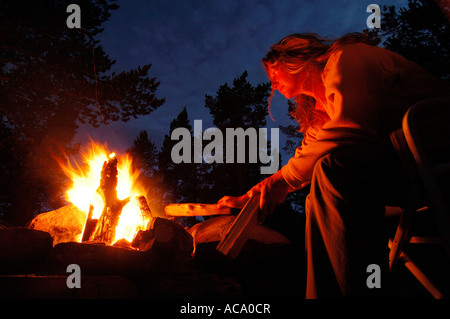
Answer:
[{"xmin": 90, "ymin": 155, "xmax": 128, "ymax": 244}]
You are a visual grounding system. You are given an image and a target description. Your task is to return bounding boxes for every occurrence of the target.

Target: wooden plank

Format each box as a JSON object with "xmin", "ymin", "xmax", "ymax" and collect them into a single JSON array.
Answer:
[
  {"xmin": 216, "ymin": 194, "xmax": 260, "ymax": 259},
  {"xmin": 164, "ymin": 203, "xmax": 230, "ymax": 217}
]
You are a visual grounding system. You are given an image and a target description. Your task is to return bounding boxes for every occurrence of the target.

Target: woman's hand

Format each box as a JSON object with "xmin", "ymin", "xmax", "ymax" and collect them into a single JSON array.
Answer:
[
  {"xmin": 217, "ymin": 170, "xmax": 292, "ymax": 222},
  {"xmin": 217, "ymin": 193, "xmax": 250, "ymax": 209},
  {"xmin": 249, "ymin": 169, "xmax": 291, "ymax": 221}
]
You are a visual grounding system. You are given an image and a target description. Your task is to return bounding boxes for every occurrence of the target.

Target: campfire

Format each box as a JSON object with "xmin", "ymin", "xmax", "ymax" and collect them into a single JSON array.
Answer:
[
  {"xmin": 60, "ymin": 142, "xmax": 151, "ymax": 247},
  {"xmin": 1, "ymin": 141, "xmax": 297, "ymax": 299},
  {"xmin": 52, "ymin": 141, "xmax": 290, "ymax": 256}
]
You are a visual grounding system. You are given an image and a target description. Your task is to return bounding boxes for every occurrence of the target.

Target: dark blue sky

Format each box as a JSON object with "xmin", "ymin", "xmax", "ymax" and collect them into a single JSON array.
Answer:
[{"xmin": 76, "ymin": 0, "xmax": 408, "ymax": 163}]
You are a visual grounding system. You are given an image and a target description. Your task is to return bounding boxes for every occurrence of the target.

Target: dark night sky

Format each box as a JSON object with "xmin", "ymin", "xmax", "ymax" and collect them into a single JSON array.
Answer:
[{"xmin": 75, "ymin": 0, "xmax": 408, "ymax": 163}]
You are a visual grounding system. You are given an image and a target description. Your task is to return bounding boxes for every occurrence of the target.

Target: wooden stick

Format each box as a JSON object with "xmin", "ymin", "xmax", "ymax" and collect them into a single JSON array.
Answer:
[
  {"xmin": 164, "ymin": 203, "xmax": 230, "ymax": 217},
  {"xmin": 216, "ymin": 194, "xmax": 260, "ymax": 259},
  {"xmin": 81, "ymin": 204, "xmax": 97, "ymax": 242},
  {"xmin": 137, "ymin": 195, "xmax": 153, "ymax": 221},
  {"xmin": 90, "ymin": 155, "xmax": 126, "ymax": 244}
]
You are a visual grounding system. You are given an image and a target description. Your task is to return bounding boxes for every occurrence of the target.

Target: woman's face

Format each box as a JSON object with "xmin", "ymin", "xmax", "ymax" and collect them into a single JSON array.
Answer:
[{"xmin": 266, "ymin": 64, "xmax": 305, "ymax": 99}]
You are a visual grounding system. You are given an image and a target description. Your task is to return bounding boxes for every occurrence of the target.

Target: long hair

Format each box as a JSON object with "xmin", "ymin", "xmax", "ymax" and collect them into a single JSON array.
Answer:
[{"xmin": 262, "ymin": 32, "xmax": 380, "ymax": 134}]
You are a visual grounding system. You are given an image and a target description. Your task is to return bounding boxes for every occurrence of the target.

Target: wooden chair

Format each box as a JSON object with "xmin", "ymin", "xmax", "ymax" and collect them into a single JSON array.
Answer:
[{"xmin": 388, "ymin": 96, "xmax": 450, "ymax": 299}]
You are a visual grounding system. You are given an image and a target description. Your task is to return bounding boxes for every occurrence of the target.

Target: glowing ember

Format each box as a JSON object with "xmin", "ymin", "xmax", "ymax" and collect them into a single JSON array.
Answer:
[{"xmin": 60, "ymin": 142, "xmax": 149, "ymax": 244}]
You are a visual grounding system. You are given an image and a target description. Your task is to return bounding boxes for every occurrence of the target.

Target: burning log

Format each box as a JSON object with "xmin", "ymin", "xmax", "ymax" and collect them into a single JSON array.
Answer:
[
  {"xmin": 81, "ymin": 204, "xmax": 97, "ymax": 242},
  {"xmin": 131, "ymin": 195, "xmax": 193, "ymax": 254},
  {"xmin": 83, "ymin": 195, "xmax": 153, "ymax": 245},
  {"xmin": 137, "ymin": 195, "xmax": 153, "ymax": 221},
  {"xmin": 89, "ymin": 154, "xmax": 129, "ymax": 244},
  {"xmin": 59, "ymin": 143, "xmax": 152, "ymax": 246}
]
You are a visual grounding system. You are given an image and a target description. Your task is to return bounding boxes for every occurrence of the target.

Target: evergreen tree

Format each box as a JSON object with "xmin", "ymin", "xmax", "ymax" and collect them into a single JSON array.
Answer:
[
  {"xmin": 158, "ymin": 107, "xmax": 199, "ymax": 204},
  {"xmin": 127, "ymin": 130, "xmax": 159, "ymax": 178},
  {"xmin": 126, "ymin": 130, "xmax": 165, "ymax": 217},
  {"xmin": 379, "ymin": 0, "xmax": 450, "ymax": 79},
  {"xmin": 204, "ymin": 71, "xmax": 271, "ymax": 199},
  {"xmin": 0, "ymin": 1, "xmax": 165, "ymax": 225}
]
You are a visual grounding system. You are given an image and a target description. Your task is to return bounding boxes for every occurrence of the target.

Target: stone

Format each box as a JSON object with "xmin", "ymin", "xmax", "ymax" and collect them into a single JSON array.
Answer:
[
  {"xmin": 0, "ymin": 227, "xmax": 53, "ymax": 273},
  {"xmin": 0, "ymin": 275, "xmax": 138, "ymax": 298},
  {"xmin": 28, "ymin": 204, "xmax": 86, "ymax": 245}
]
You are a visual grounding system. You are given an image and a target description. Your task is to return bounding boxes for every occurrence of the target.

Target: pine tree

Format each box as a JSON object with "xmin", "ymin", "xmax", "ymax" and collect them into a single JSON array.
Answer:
[
  {"xmin": 158, "ymin": 107, "xmax": 199, "ymax": 204},
  {"xmin": 0, "ymin": 1, "xmax": 165, "ymax": 225},
  {"xmin": 127, "ymin": 130, "xmax": 159, "ymax": 177},
  {"xmin": 126, "ymin": 130, "xmax": 165, "ymax": 217},
  {"xmin": 379, "ymin": 0, "xmax": 450, "ymax": 79},
  {"xmin": 204, "ymin": 71, "xmax": 271, "ymax": 199}
]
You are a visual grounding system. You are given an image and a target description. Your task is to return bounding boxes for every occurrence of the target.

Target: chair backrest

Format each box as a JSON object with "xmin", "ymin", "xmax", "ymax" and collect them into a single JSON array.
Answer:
[{"xmin": 402, "ymin": 96, "xmax": 450, "ymax": 255}]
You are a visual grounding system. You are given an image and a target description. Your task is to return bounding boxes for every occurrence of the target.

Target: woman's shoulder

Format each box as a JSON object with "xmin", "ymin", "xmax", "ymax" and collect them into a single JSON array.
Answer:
[
  {"xmin": 327, "ymin": 42, "xmax": 408, "ymax": 70},
  {"xmin": 327, "ymin": 43, "xmax": 381, "ymax": 68},
  {"xmin": 339, "ymin": 42, "xmax": 377, "ymax": 52},
  {"xmin": 323, "ymin": 42, "xmax": 408, "ymax": 83},
  {"xmin": 322, "ymin": 43, "xmax": 374, "ymax": 83}
]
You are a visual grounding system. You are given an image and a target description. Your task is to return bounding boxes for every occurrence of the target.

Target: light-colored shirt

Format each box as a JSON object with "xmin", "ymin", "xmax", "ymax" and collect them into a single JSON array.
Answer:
[{"xmin": 281, "ymin": 43, "xmax": 450, "ymax": 190}]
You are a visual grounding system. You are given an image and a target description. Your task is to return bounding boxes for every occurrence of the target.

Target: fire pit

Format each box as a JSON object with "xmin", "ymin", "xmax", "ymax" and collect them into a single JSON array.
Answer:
[{"xmin": 0, "ymin": 142, "xmax": 302, "ymax": 299}]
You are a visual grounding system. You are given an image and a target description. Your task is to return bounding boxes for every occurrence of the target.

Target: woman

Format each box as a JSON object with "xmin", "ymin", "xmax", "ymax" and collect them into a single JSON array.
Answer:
[{"xmin": 217, "ymin": 33, "xmax": 450, "ymax": 298}]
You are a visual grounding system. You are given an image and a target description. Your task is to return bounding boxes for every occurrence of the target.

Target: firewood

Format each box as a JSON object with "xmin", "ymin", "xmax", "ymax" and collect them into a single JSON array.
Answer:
[
  {"xmin": 131, "ymin": 218, "xmax": 193, "ymax": 255},
  {"xmin": 188, "ymin": 215, "xmax": 290, "ymax": 253},
  {"xmin": 152, "ymin": 218, "xmax": 193, "ymax": 255},
  {"xmin": 137, "ymin": 195, "xmax": 153, "ymax": 220},
  {"xmin": 131, "ymin": 229, "xmax": 155, "ymax": 251},
  {"xmin": 164, "ymin": 203, "xmax": 230, "ymax": 217},
  {"xmin": 81, "ymin": 204, "xmax": 97, "ymax": 242},
  {"xmin": 216, "ymin": 194, "xmax": 260, "ymax": 259},
  {"xmin": 90, "ymin": 155, "xmax": 128, "ymax": 244}
]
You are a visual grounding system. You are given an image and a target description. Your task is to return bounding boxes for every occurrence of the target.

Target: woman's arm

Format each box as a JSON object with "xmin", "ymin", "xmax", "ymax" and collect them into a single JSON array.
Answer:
[{"xmin": 217, "ymin": 169, "xmax": 293, "ymax": 222}]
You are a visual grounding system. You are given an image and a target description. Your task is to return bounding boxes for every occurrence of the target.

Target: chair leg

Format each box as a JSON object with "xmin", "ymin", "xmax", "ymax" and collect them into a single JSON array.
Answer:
[
  {"xmin": 389, "ymin": 185, "xmax": 420, "ymax": 270},
  {"xmin": 389, "ymin": 239, "xmax": 446, "ymax": 299}
]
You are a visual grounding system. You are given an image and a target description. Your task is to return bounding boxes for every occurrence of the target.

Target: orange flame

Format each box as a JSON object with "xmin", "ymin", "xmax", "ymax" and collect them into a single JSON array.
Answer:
[{"xmin": 60, "ymin": 142, "xmax": 149, "ymax": 244}]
